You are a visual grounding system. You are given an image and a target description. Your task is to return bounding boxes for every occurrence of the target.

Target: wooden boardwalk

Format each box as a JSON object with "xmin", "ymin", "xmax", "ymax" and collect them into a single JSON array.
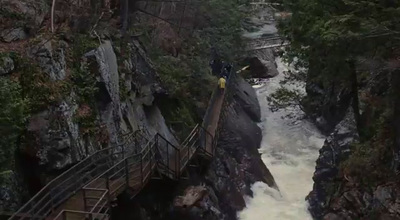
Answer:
[{"xmin": 10, "ymin": 72, "xmax": 232, "ymax": 220}]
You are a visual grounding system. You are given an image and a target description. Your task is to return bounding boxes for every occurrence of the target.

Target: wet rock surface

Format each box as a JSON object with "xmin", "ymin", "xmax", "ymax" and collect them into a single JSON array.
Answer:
[
  {"xmin": 243, "ymin": 56, "xmax": 278, "ymax": 78},
  {"xmin": 307, "ymin": 107, "xmax": 359, "ymax": 219}
]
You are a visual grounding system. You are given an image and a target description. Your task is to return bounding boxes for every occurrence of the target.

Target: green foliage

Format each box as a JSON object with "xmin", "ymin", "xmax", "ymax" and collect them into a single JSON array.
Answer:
[
  {"xmin": 71, "ymin": 63, "xmax": 98, "ymax": 105},
  {"xmin": 13, "ymin": 54, "xmax": 69, "ymax": 113},
  {"xmin": 267, "ymin": 67, "xmax": 306, "ymax": 113},
  {"xmin": 159, "ymin": 100, "xmax": 197, "ymax": 140},
  {"xmin": 267, "ymin": 87, "xmax": 304, "ymax": 112},
  {"xmin": 72, "ymin": 35, "xmax": 98, "ymax": 60},
  {"xmin": 340, "ymin": 109, "xmax": 393, "ymax": 186},
  {"xmin": 70, "ymin": 34, "xmax": 99, "ymax": 134},
  {"xmin": 279, "ymin": 0, "xmax": 400, "ymax": 82},
  {"xmin": 0, "ymin": 77, "xmax": 28, "ymax": 171},
  {"xmin": 153, "ymin": 54, "xmax": 213, "ymax": 139},
  {"xmin": 196, "ymin": 0, "xmax": 247, "ymax": 61},
  {"xmin": 119, "ymin": 77, "xmax": 130, "ymax": 101}
]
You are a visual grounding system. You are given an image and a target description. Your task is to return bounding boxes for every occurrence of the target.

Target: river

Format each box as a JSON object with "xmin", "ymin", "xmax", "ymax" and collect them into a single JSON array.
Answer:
[{"xmin": 238, "ymin": 58, "xmax": 325, "ymax": 220}]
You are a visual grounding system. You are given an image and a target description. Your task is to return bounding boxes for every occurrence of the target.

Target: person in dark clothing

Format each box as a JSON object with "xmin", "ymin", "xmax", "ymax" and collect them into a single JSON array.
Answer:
[
  {"xmin": 225, "ymin": 64, "xmax": 232, "ymax": 73},
  {"xmin": 210, "ymin": 59, "xmax": 223, "ymax": 76},
  {"xmin": 221, "ymin": 63, "xmax": 232, "ymax": 79},
  {"xmin": 210, "ymin": 47, "xmax": 223, "ymax": 76}
]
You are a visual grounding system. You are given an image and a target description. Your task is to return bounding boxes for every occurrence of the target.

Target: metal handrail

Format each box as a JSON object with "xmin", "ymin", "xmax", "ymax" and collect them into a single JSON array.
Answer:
[{"xmin": 10, "ymin": 131, "xmax": 146, "ymax": 220}]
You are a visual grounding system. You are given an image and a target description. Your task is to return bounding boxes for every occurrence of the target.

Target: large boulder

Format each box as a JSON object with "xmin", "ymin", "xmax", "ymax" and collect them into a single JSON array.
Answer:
[
  {"xmin": 244, "ymin": 56, "xmax": 278, "ymax": 78},
  {"xmin": 0, "ymin": 28, "xmax": 28, "ymax": 42},
  {"xmin": 233, "ymin": 76, "xmax": 261, "ymax": 122}
]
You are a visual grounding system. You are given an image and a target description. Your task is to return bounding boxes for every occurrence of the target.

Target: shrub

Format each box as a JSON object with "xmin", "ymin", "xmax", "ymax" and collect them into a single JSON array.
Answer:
[
  {"xmin": 340, "ymin": 109, "xmax": 394, "ymax": 186},
  {"xmin": 0, "ymin": 77, "xmax": 28, "ymax": 171}
]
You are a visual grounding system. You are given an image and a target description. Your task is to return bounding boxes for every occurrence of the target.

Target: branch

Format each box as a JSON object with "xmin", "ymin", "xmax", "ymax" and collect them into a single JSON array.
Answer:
[{"xmin": 51, "ymin": 0, "xmax": 56, "ymax": 33}]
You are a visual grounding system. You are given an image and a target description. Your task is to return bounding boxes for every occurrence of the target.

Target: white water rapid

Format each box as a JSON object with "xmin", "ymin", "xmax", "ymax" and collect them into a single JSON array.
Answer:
[{"xmin": 238, "ymin": 58, "xmax": 326, "ymax": 220}]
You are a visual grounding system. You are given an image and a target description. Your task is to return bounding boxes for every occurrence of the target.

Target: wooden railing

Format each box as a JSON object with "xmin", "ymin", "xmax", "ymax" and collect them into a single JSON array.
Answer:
[{"xmin": 10, "ymin": 67, "xmax": 236, "ymax": 220}]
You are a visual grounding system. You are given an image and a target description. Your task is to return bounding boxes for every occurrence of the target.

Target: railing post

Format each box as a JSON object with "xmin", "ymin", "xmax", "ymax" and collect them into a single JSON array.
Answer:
[
  {"xmin": 177, "ymin": 149, "xmax": 181, "ymax": 178},
  {"xmin": 106, "ymin": 189, "xmax": 111, "ymax": 215},
  {"xmin": 135, "ymin": 133, "xmax": 138, "ymax": 153},
  {"xmin": 166, "ymin": 137, "xmax": 169, "ymax": 171},
  {"xmin": 89, "ymin": 213, "xmax": 93, "ymax": 220},
  {"xmin": 187, "ymin": 137, "xmax": 190, "ymax": 162},
  {"xmin": 63, "ymin": 210, "xmax": 66, "ymax": 220},
  {"xmin": 150, "ymin": 144, "xmax": 153, "ymax": 172},
  {"xmin": 125, "ymin": 159, "xmax": 129, "ymax": 186},
  {"xmin": 49, "ymin": 189, "xmax": 55, "ymax": 212},
  {"xmin": 83, "ymin": 189, "xmax": 87, "ymax": 211},
  {"xmin": 122, "ymin": 143, "xmax": 125, "ymax": 159},
  {"xmin": 140, "ymin": 154, "xmax": 143, "ymax": 187},
  {"xmin": 105, "ymin": 172, "xmax": 110, "ymax": 191}
]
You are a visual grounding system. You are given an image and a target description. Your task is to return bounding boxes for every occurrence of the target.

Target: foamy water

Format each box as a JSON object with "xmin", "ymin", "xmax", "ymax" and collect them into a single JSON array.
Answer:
[{"xmin": 238, "ymin": 58, "xmax": 325, "ymax": 220}]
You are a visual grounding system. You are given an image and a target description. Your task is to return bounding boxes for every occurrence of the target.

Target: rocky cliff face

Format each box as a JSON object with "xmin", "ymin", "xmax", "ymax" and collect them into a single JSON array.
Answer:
[
  {"xmin": 307, "ymin": 107, "xmax": 359, "ymax": 219},
  {"xmin": 112, "ymin": 75, "xmax": 276, "ymax": 220},
  {"xmin": 306, "ymin": 62, "xmax": 400, "ymax": 219},
  {"xmin": 0, "ymin": 37, "xmax": 179, "ymax": 213},
  {"xmin": 0, "ymin": 0, "xmax": 275, "ymax": 218},
  {"xmin": 0, "ymin": 0, "xmax": 179, "ymax": 210}
]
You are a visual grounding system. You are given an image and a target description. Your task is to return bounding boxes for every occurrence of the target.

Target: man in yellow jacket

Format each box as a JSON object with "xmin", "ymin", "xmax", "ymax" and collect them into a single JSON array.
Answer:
[{"xmin": 218, "ymin": 76, "xmax": 226, "ymax": 93}]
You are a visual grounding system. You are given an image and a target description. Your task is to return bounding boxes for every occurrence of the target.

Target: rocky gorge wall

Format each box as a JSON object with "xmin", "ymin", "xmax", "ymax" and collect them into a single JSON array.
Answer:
[
  {"xmin": 0, "ymin": 36, "xmax": 178, "ymax": 214},
  {"xmin": 0, "ymin": 0, "xmax": 277, "ymax": 219},
  {"xmin": 306, "ymin": 62, "xmax": 400, "ymax": 220}
]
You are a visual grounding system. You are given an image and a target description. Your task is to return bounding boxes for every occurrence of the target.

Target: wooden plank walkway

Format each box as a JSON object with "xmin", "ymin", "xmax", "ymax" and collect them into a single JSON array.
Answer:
[{"xmin": 205, "ymin": 90, "xmax": 225, "ymax": 154}]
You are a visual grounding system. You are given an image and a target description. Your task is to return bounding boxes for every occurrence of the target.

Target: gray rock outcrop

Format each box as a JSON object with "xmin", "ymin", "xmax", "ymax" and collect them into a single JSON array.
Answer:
[
  {"xmin": 30, "ymin": 40, "xmax": 67, "ymax": 81},
  {"xmin": 0, "ymin": 55, "xmax": 14, "ymax": 75},
  {"xmin": 20, "ymin": 39, "xmax": 177, "ymax": 177},
  {"xmin": 0, "ymin": 0, "xmax": 48, "ymax": 42}
]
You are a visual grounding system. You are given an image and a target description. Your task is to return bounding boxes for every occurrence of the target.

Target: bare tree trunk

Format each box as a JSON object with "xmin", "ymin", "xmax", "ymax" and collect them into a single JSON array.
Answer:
[
  {"xmin": 51, "ymin": 0, "xmax": 56, "ymax": 33},
  {"xmin": 121, "ymin": 0, "xmax": 129, "ymax": 35},
  {"xmin": 349, "ymin": 60, "xmax": 361, "ymax": 133}
]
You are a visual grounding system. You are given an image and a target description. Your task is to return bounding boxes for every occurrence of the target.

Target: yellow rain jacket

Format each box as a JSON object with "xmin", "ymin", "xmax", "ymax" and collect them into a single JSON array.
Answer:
[{"xmin": 218, "ymin": 77, "xmax": 226, "ymax": 89}]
